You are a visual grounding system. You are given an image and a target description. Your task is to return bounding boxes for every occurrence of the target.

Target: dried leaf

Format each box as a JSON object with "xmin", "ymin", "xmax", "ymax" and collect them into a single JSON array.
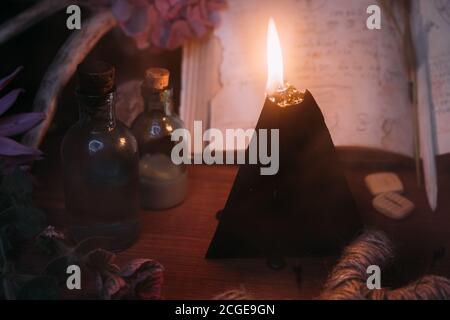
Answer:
[
  {"xmin": 0, "ymin": 112, "xmax": 45, "ymax": 137},
  {"xmin": 0, "ymin": 136, "xmax": 42, "ymax": 157},
  {"xmin": 0, "ymin": 67, "xmax": 22, "ymax": 92},
  {"xmin": 0, "ymin": 89, "xmax": 24, "ymax": 117}
]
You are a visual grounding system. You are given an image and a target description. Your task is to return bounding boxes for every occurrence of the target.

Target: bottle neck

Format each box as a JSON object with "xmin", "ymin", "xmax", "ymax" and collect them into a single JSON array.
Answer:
[
  {"xmin": 143, "ymin": 88, "xmax": 173, "ymax": 114},
  {"xmin": 77, "ymin": 91, "xmax": 116, "ymax": 130}
]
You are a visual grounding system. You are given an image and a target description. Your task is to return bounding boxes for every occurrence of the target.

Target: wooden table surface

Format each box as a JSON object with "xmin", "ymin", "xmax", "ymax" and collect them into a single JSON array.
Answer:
[{"xmin": 32, "ymin": 146, "xmax": 450, "ymax": 300}]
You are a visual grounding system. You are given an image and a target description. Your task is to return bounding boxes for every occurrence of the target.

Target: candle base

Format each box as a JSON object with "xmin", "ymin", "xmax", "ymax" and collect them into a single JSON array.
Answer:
[{"xmin": 206, "ymin": 90, "xmax": 363, "ymax": 259}]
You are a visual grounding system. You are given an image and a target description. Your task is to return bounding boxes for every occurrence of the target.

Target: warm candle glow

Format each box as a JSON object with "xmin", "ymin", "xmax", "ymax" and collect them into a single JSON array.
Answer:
[{"xmin": 266, "ymin": 17, "xmax": 284, "ymax": 93}]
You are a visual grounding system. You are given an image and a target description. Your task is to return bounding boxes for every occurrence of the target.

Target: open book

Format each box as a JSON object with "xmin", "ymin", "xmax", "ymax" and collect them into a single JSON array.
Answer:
[{"xmin": 180, "ymin": 0, "xmax": 450, "ymax": 210}]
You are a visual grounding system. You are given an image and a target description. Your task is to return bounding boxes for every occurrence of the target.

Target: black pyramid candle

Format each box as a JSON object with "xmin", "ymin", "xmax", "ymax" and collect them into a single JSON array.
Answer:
[{"xmin": 206, "ymin": 18, "xmax": 363, "ymax": 259}]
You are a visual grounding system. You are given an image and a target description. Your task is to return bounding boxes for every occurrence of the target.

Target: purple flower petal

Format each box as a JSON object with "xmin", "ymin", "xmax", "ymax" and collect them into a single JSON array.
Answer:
[
  {"xmin": 0, "ymin": 89, "xmax": 24, "ymax": 116},
  {"xmin": 122, "ymin": 5, "xmax": 150, "ymax": 36},
  {"xmin": 0, "ymin": 136, "xmax": 42, "ymax": 157},
  {"xmin": 113, "ymin": 0, "xmax": 226, "ymax": 50},
  {"xmin": 168, "ymin": 0, "xmax": 183, "ymax": 7},
  {"xmin": 167, "ymin": 2, "xmax": 184, "ymax": 20},
  {"xmin": 199, "ymin": 0, "xmax": 209, "ymax": 20},
  {"xmin": 208, "ymin": 10, "xmax": 222, "ymax": 27},
  {"xmin": 155, "ymin": 0, "xmax": 171, "ymax": 19},
  {"xmin": 0, "ymin": 67, "xmax": 23, "ymax": 92},
  {"xmin": 111, "ymin": 0, "xmax": 134, "ymax": 23},
  {"xmin": 166, "ymin": 19, "xmax": 192, "ymax": 49},
  {"xmin": 187, "ymin": 5, "xmax": 208, "ymax": 37},
  {"xmin": 0, "ymin": 112, "xmax": 45, "ymax": 137},
  {"xmin": 207, "ymin": 0, "xmax": 227, "ymax": 11}
]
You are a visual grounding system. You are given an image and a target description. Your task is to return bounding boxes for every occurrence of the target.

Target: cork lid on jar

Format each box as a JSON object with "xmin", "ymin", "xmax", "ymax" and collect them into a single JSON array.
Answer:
[
  {"xmin": 77, "ymin": 60, "xmax": 116, "ymax": 95},
  {"xmin": 142, "ymin": 68, "xmax": 170, "ymax": 91}
]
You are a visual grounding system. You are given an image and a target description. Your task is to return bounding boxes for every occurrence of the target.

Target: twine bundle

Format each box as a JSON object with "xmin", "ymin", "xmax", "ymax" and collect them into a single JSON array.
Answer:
[
  {"xmin": 212, "ymin": 286, "xmax": 252, "ymax": 300},
  {"xmin": 319, "ymin": 230, "xmax": 450, "ymax": 300},
  {"xmin": 213, "ymin": 231, "xmax": 450, "ymax": 300}
]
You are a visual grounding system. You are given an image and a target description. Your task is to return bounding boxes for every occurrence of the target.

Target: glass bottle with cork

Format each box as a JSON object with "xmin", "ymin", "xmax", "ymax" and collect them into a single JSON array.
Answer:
[
  {"xmin": 61, "ymin": 60, "xmax": 140, "ymax": 250},
  {"xmin": 131, "ymin": 68, "xmax": 187, "ymax": 210}
]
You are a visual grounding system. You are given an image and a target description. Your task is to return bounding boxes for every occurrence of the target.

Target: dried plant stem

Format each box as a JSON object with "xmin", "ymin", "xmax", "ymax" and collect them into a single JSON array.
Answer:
[
  {"xmin": 0, "ymin": 0, "xmax": 69, "ymax": 45},
  {"xmin": 22, "ymin": 10, "xmax": 117, "ymax": 148}
]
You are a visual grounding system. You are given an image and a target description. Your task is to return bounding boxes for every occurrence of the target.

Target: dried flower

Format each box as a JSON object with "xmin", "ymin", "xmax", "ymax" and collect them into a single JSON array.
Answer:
[
  {"xmin": 120, "ymin": 258, "xmax": 164, "ymax": 299},
  {"xmin": 35, "ymin": 225, "xmax": 67, "ymax": 256},
  {"xmin": 84, "ymin": 250, "xmax": 164, "ymax": 300},
  {"xmin": 101, "ymin": 273, "xmax": 128, "ymax": 299},
  {"xmin": 38, "ymin": 225, "xmax": 65, "ymax": 240},
  {"xmin": 0, "ymin": 67, "xmax": 44, "ymax": 171},
  {"xmin": 85, "ymin": 248, "xmax": 120, "ymax": 274},
  {"xmin": 109, "ymin": 0, "xmax": 227, "ymax": 50}
]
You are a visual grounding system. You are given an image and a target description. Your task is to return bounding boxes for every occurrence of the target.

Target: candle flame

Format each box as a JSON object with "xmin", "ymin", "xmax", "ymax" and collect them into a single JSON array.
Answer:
[{"xmin": 266, "ymin": 18, "xmax": 284, "ymax": 93}]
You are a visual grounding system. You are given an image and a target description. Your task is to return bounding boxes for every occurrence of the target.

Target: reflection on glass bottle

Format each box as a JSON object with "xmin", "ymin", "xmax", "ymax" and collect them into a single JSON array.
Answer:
[
  {"xmin": 131, "ymin": 68, "xmax": 187, "ymax": 210},
  {"xmin": 61, "ymin": 61, "xmax": 140, "ymax": 250}
]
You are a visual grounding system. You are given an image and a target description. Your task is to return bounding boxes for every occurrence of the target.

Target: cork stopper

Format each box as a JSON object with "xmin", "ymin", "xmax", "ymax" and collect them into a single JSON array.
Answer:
[
  {"xmin": 143, "ymin": 68, "xmax": 170, "ymax": 91},
  {"xmin": 77, "ymin": 60, "xmax": 115, "ymax": 95}
]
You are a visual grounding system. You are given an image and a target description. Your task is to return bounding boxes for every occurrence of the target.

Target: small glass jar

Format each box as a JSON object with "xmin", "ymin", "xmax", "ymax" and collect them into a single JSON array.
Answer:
[
  {"xmin": 61, "ymin": 61, "xmax": 140, "ymax": 250},
  {"xmin": 131, "ymin": 68, "xmax": 187, "ymax": 210}
]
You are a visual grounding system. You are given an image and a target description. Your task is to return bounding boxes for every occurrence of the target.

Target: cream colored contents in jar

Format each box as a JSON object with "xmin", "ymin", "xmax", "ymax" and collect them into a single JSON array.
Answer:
[{"xmin": 139, "ymin": 153, "xmax": 187, "ymax": 210}]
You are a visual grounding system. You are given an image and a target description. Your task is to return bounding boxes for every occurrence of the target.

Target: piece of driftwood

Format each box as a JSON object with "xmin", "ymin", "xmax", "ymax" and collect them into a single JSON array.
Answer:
[
  {"xmin": 22, "ymin": 10, "xmax": 117, "ymax": 148},
  {"xmin": 0, "ymin": 0, "xmax": 69, "ymax": 45}
]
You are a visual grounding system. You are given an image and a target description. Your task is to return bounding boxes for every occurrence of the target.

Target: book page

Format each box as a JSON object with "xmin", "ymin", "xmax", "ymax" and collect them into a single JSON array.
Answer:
[
  {"xmin": 208, "ymin": 0, "xmax": 413, "ymax": 154},
  {"xmin": 414, "ymin": 0, "xmax": 450, "ymax": 155}
]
